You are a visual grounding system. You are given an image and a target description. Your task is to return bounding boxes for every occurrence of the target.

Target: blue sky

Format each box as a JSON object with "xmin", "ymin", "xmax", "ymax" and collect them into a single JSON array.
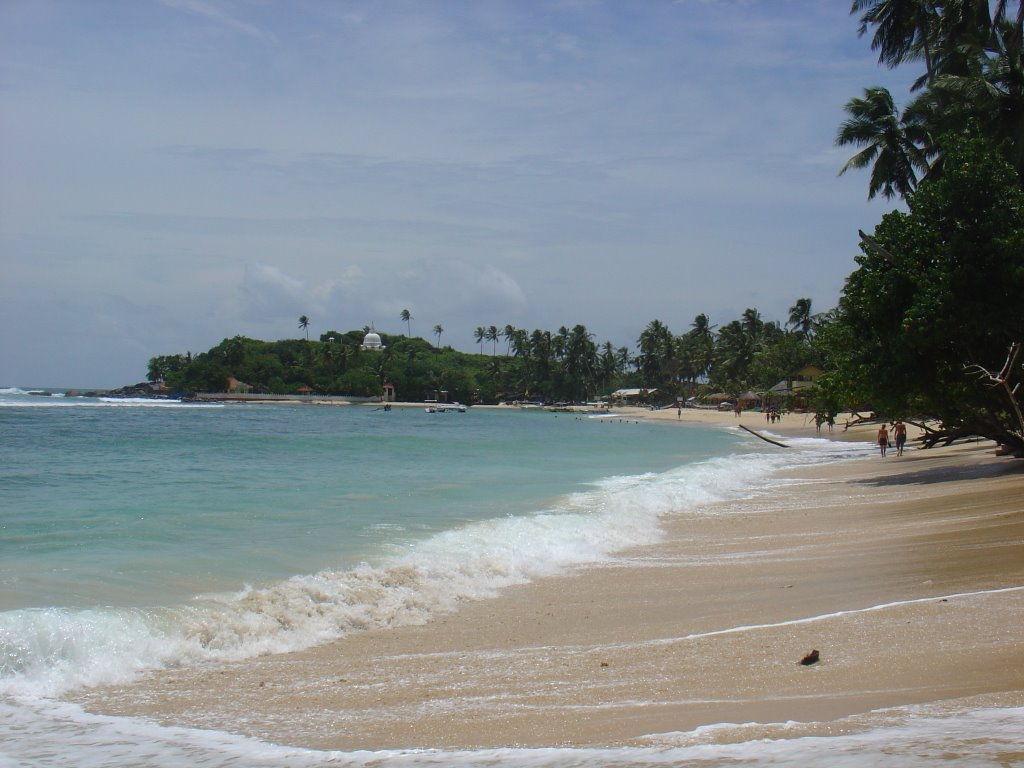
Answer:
[{"xmin": 1, "ymin": 0, "xmax": 913, "ymax": 388}]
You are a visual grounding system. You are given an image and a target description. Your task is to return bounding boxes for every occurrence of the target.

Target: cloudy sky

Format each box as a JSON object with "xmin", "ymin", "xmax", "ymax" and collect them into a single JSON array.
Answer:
[{"xmin": 1, "ymin": 0, "xmax": 913, "ymax": 388}]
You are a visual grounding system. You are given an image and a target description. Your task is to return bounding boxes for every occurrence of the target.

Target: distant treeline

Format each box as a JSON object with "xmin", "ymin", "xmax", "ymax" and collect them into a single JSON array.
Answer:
[
  {"xmin": 147, "ymin": 305, "xmax": 822, "ymax": 407},
  {"xmin": 151, "ymin": 4, "xmax": 1024, "ymax": 452}
]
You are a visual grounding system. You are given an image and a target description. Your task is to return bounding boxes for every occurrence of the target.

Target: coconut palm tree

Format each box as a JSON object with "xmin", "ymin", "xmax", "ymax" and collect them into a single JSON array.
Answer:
[
  {"xmin": 616, "ymin": 346, "xmax": 633, "ymax": 373},
  {"xmin": 298, "ymin": 315, "xmax": 310, "ymax": 340},
  {"xmin": 740, "ymin": 308, "xmax": 764, "ymax": 342},
  {"xmin": 637, "ymin": 319, "xmax": 673, "ymax": 384},
  {"xmin": 851, "ymin": 0, "xmax": 942, "ymax": 80},
  {"xmin": 845, "ymin": 0, "xmax": 1023, "ymax": 195},
  {"xmin": 400, "ymin": 309, "xmax": 413, "ymax": 337},
  {"xmin": 565, "ymin": 324, "xmax": 598, "ymax": 401},
  {"xmin": 554, "ymin": 326, "xmax": 570, "ymax": 361},
  {"xmin": 510, "ymin": 329, "xmax": 529, "ymax": 358},
  {"xmin": 433, "ymin": 324, "xmax": 444, "ymax": 348},
  {"xmin": 686, "ymin": 313, "xmax": 716, "ymax": 382},
  {"xmin": 927, "ymin": 18, "xmax": 1024, "ymax": 173},
  {"xmin": 788, "ymin": 298, "xmax": 815, "ymax": 339},
  {"xmin": 474, "ymin": 326, "xmax": 486, "ymax": 355},
  {"xmin": 501, "ymin": 325, "xmax": 517, "ymax": 356},
  {"xmin": 486, "ymin": 326, "xmax": 500, "ymax": 356},
  {"xmin": 598, "ymin": 340, "xmax": 618, "ymax": 385},
  {"xmin": 836, "ymin": 86, "xmax": 932, "ymax": 200}
]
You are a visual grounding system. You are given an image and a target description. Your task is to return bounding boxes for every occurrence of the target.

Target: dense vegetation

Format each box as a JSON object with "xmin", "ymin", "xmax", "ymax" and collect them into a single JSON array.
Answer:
[
  {"xmin": 825, "ymin": 0, "xmax": 1024, "ymax": 452},
  {"xmin": 148, "ymin": 2, "xmax": 1024, "ymax": 451},
  {"xmin": 147, "ymin": 305, "xmax": 822, "ymax": 407}
]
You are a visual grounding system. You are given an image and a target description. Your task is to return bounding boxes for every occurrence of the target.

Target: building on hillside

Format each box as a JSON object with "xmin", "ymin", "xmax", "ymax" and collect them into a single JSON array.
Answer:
[{"xmin": 361, "ymin": 328, "xmax": 385, "ymax": 350}]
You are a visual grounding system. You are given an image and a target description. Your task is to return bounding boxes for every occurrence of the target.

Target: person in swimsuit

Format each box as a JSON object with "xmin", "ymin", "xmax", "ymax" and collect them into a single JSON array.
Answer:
[
  {"xmin": 893, "ymin": 421, "xmax": 907, "ymax": 456},
  {"xmin": 877, "ymin": 424, "xmax": 889, "ymax": 457}
]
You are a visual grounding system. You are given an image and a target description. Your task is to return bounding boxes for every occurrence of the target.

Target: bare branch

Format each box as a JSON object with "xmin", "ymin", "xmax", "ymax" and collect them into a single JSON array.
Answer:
[{"xmin": 965, "ymin": 343, "xmax": 1024, "ymax": 439}]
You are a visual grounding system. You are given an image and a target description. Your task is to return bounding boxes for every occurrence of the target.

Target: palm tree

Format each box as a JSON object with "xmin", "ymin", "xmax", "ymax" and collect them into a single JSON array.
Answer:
[
  {"xmin": 298, "ymin": 315, "xmax": 310, "ymax": 340},
  {"xmin": 927, "ymin": 18, "xmax": 1024, "ymax": 173},
  {"xmin": 501, "ymin": 325, "xmax": 517, "ymax": 356},
  {"xmin": 510, "ymin": 328, "xmax": 529, "ymax": 358},
  {"xmin": 474, "ymin": 326, "xmax": 486, "ymax": 355},
  {"xmin": 845, "ymin": 0, "xmax": 1024, "ymax": 194},
  {"xmin": 554, "ymin": 326, "xmax": 570, "ymax": 361},
  {"xmin": 788, "ymin": 298, "xmax": 815, "ymax": 338},
  {"xmin": 685, "ymin": 314, "xmax": 716, "ymax": 383},
  {"xmin": 616, "ymin": 346, "xmax": 632, "ymax": 373},
  {"xmin": 851, "ymin": 0, "xmax": 942, "ymax": 80},
  {"xmin": 486, "ymin": 326, "xmax": 500, "ymax": 356},
  {"xmin": 994, "ymin": 0, "xmax": 1024, "ymax": 29},
  {"xmin": 565, "ymin": 324, "xmax": 597, "ymax": 401},
  {"xmin": 637, "ymin": 319, "xmax": 674, "ymax": 384},
  {"xmin": 596, "ymin": 341, "xmax": 619, "ymax": 386},
  {"xmin": 400, "ymin": 309, "xmax": 413, "ymax": 337},
  {"xmin": 740, "ymin": 308, "xmax": 764, "ymax": 343},
  {"xmin": 433, "ymin": 324, "xmax": 444, "ymax": 348},
  {"xmin": 712, "ymin": 320, "xmax": 755, "ymax": 390},
  {"xmin": 836, "ymin": 86, "xmax": 931, "ymax": 200}
]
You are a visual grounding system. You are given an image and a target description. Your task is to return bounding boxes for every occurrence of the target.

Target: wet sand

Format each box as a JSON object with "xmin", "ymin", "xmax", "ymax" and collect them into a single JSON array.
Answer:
[{"xmin": 75, "ymin": 410, "xmax": 1024, "ymax": 751}]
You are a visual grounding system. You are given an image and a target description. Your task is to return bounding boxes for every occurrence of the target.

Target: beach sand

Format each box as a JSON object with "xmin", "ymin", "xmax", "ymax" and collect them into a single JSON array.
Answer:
[{"xmin": 75, "ymin": 408, "xmax": 1024, "ymax": 751}]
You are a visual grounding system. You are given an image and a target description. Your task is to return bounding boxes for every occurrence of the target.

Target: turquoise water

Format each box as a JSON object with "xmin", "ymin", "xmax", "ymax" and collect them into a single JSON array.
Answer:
[
  {"xmin": 1, "ymin": 393, "xmax": 737, "ymax": 612},
  {"xmin": 6, "ymin": 389, "xmax": 1013, "ymax": 767}
]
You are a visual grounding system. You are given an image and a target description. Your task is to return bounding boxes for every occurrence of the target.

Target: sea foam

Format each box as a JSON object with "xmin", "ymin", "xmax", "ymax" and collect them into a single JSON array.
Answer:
[
  {"xmin": 0, "ymin": 435, "xmax": 865, "ymax": 700},
  {"xmin": 2, "ymin": 696, "xmax": 1019, "ymax": 767}
]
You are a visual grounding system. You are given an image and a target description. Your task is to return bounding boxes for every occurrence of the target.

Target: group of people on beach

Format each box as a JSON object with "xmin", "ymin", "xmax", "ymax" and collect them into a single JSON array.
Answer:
[
  {"xmin": 877, "ymin": 421, "xmax": 907, "ymax": 457},
  {"xmin": 813, "ymin": 413, "xmax": 835, "ymax": 434}
]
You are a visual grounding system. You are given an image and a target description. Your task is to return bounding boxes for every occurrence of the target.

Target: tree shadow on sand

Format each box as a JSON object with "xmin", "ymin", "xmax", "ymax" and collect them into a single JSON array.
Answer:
[{"xmin": 851, "ymin": 459, "xmax": 1024, "ymax": 487}]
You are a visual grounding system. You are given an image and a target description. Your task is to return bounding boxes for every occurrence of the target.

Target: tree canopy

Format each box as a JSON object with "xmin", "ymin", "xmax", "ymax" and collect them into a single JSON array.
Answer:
[
  {"xmin": 148, "ymin": 300, "xmax": 823, "ymax": 408},
  {"xmin": 839, "ymin": 1, "xmax": 1024, "ymax": 199},
  {"xmin": 819, "ymin": 131, "xmax": 1024, "ymax": 449}
]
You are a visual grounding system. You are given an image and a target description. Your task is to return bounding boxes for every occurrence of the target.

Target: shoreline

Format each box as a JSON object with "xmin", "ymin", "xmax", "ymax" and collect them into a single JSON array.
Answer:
[{"xmin": 73, "ymin": 410, "xmax": 1024, "ymax": 752}]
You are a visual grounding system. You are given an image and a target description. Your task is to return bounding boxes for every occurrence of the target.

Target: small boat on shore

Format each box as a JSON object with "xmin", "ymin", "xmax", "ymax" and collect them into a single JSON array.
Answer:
[{"xmin": 425, "ymin": 403, "xmax": 467, "ymax": 413}]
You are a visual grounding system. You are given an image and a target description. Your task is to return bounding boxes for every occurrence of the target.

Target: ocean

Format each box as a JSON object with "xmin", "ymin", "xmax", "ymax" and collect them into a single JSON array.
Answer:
[{"xmin": 1, "ymin": 388, "xmax": 1020, "ymax": 767}]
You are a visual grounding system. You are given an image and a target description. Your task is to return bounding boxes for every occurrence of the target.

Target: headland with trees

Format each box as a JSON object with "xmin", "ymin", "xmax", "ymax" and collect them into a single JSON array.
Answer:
[{"xmin": 145, "ymin": 2, "xmax": 1023, "ymax": 454}]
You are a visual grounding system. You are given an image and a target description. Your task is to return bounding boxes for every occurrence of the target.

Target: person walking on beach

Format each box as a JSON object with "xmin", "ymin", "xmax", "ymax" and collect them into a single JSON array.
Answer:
[
  {"xmin": 893, "ymin": 421, "xmax": 907, "ymax": 456},
  {"xmin": 877, "ymin": 424, "xmax": 890, "ymax": 457}
]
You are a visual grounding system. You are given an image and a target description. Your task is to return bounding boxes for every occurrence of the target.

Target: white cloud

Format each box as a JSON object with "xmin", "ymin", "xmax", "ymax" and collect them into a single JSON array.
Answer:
[
  {"xmin": 1, "ymin": 0, "xmax": 911, "ymax": 385},
  {"xmin": 157, "ymin": 0, "xmax": 276, "ymax": 42},
  {"xmin": 242, "ymin": 264, "xmax": 310, "ymax": 318}
]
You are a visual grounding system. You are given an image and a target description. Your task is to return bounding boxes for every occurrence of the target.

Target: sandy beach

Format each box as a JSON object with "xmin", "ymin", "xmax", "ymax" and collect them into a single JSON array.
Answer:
[{"xmin": 75, "ymin": 407, "xmax": 1024, "ymax": 752}]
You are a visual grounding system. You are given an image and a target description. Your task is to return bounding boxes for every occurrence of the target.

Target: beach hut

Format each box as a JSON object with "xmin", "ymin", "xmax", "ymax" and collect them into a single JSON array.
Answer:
[
  {"xmin": 702, "ymin": 392, "xmax": 732, "ymax": 404},
  {"xmin": 609, "ymin": 388, "xmax": 657, "ymax": 406},
  {"xmin": 738, "ymin": 390, "xmax": 761, "ymax": 408}
]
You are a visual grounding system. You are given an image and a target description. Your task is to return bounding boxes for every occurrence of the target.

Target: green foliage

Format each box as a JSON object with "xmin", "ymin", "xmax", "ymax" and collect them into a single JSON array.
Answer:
[
  {"xmin": 153, "ymin": 323, "xmax": 626, "ymax": 403},
  {"xmin": 840, "ymin": 3, "xmax": 1024, "ymax": 200},
  {"xmin": 821, "ymin": 132, "xmax": 1024, "ymax": 447}
]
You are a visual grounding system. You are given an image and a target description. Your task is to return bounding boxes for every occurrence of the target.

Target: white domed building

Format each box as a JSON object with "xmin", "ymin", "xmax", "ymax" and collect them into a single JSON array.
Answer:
[{"xmin": 360, "ymin": 328, "xmax": 385, "ymax": 350}]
